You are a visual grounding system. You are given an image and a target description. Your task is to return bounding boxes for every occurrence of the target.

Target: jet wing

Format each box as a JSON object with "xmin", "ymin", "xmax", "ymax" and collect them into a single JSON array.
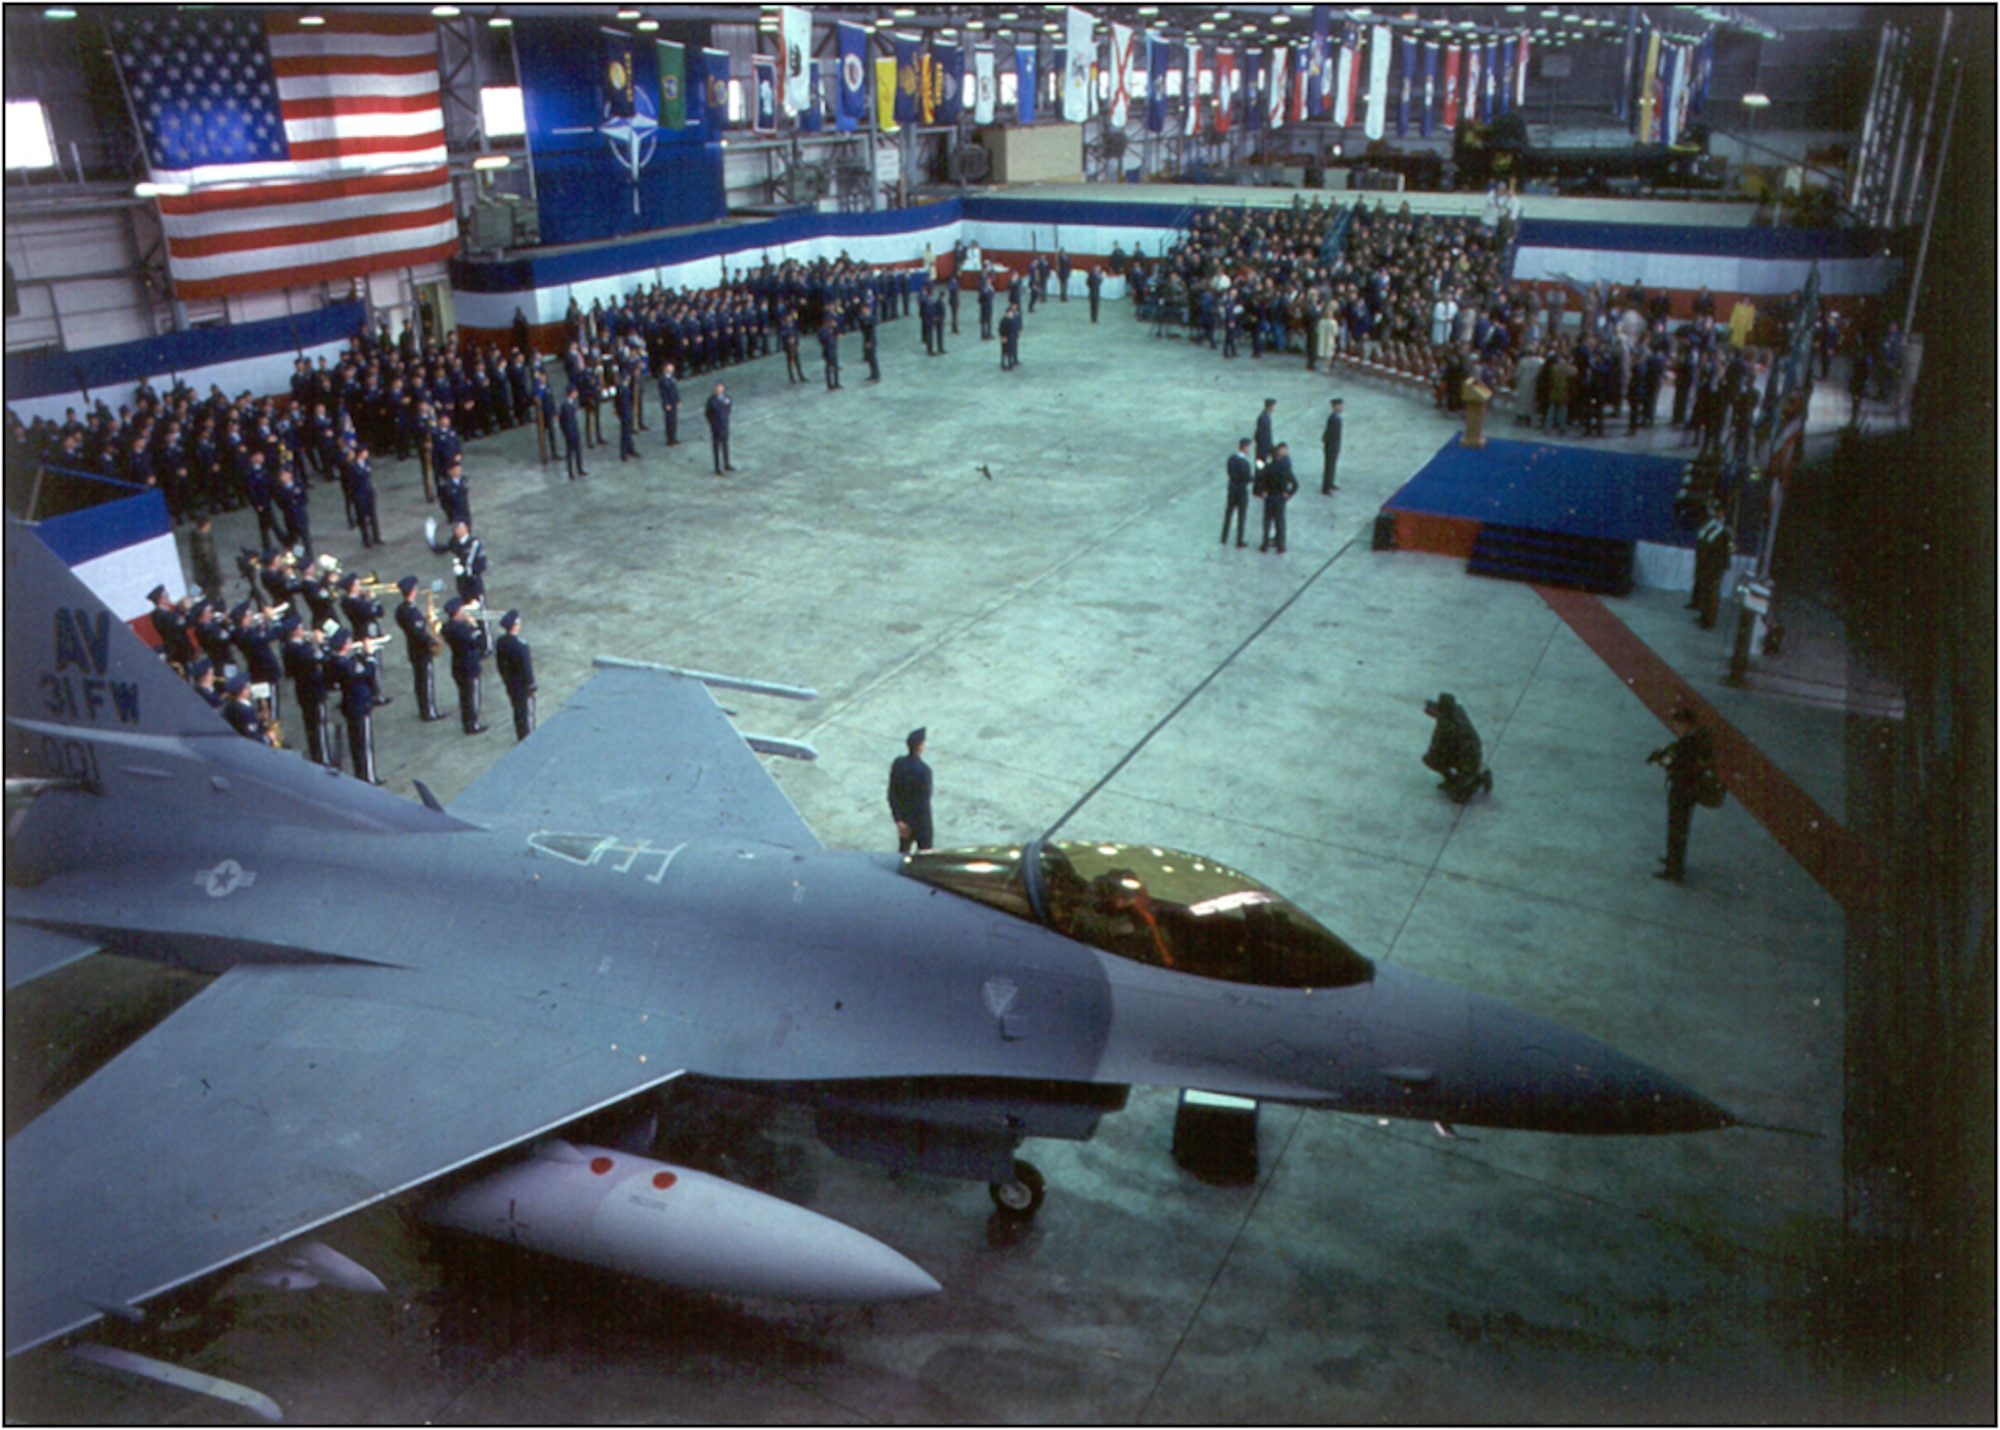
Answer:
[
  {"xmin": 4, "ymin": 960, "xmax": 684, "ymax": 1357},
  {"xmin": 447, "ymin": 663, "xmax": 821, "ymax": 851}
]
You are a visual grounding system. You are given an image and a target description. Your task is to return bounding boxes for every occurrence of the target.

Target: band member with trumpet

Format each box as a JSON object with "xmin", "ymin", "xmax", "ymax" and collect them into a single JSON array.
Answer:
[
  {"xmin": 327, "ymin": 628, "xmax": 388, "ymax": 784},
  {"xmin": 495, "ymin": 609, "xmax": 536, "ymax": 742},
  {"xmin": 442, "ymin": 597, "xmax": 490, "ymax": 736},
  {"xmin": 427, "ymin": 516, "xmax": 488, "ymax": 607},
  {"xmin": 229, "ymin": 599, "xmax": 288, "ymax": 730},
  {"xmin": 281, "ymin": 615, "xmax": 333, "ymax": 766},
  {"xmin": 394, "ymin": 575, "xmax": 445, "ymax": 723}
]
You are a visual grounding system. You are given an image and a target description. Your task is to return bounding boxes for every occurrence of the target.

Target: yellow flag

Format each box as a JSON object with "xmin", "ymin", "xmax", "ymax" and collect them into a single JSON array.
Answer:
[{"xmin": 875, "ymin": 54, "xmax": 900, "ymax": 131}]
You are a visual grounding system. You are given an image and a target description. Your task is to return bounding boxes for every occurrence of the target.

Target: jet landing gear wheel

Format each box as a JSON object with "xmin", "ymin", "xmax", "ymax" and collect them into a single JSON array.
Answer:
[{"xmin": 988, "ymin": 1159, "xmax": 1045, "ymax": 1219}]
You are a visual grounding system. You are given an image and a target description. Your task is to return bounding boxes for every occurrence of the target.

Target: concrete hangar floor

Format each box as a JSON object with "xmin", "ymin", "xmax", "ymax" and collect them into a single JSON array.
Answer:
[{"xmin": 9, "ymin": 288, "xmax": 1860, "ymax": 1422}]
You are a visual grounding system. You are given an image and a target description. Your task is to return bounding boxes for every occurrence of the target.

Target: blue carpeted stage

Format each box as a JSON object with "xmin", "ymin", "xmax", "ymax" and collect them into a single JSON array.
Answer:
[{"xmin": 1381, "ymin": 434, "xmax": 1701, "ymax": 596}]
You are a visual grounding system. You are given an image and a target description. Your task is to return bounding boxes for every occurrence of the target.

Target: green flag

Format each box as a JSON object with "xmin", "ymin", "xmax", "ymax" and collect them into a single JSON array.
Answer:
[{"xmin": 658, "ymin": 39, "xmax": 686, "ymax": 129}]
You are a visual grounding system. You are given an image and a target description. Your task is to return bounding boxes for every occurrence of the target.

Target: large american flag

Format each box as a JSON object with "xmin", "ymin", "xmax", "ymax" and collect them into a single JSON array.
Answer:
[{"xmin": 108, "ymin": 10, "xmax": 457, "ymax": 300}]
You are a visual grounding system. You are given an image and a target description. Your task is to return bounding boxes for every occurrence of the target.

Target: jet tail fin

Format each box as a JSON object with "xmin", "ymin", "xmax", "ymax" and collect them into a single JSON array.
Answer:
[{"xmin": 5, "ymin": 519, "xmax": 464, "ymax": 833}]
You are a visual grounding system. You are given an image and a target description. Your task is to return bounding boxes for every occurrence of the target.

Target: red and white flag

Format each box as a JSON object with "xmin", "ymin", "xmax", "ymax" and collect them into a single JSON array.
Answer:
[{"xmin": 109, "ymin": 11, "xmax": 456, "ymax": 300}]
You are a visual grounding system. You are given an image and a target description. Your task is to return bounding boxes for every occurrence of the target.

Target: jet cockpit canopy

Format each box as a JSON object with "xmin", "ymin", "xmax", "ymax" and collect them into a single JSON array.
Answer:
[{"xmin": 901, "ymin": 840, "xmax": 1373, "ymax": 990}]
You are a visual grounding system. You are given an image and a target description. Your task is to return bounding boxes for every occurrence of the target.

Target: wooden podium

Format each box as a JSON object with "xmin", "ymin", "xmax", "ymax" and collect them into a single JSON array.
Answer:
[{"xmin": 1462, "ymin": 379, "xmax": 1493, "ymax": 448}]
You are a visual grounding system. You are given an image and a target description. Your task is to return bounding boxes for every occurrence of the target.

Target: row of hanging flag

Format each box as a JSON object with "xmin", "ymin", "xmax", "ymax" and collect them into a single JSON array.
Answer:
[
  {"xmin": 727, "ymin": 6, "xmax": 1673, "ymax": 142},
  {"xmin": 1616, "ymin": 7, "xmax": 1719, "ymax": 148}
]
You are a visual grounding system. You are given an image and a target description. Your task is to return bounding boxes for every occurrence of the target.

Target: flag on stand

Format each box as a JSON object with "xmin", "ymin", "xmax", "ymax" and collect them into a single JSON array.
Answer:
[
  {"xmin": 1216, "ymin": 46, "xmax": 1236, "ymax": 134},
  {"xmin": 106, "ymin": 10, "xmax": 456, "ymax": 300},
  {"xmin": 1268, "ymin": 45, "xmax": 1288, "ymax": 129},
  {"xmin": 1243, "ymin": 48, "xmax": 1262, "ymax": 132},
  {"xmin": 1442, "ymin": 43, "xmax": 1461, "ymax": 128},
  {"xmin": 1290, "ymin": 45, "xmax": 1308, "ymax": 125}
]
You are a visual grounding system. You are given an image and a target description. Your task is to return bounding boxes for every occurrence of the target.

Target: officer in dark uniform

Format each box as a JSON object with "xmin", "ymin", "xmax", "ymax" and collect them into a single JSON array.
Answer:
[
  {"xmin": 656, "ymin": 363, "xmax": 680, "ymax": 445},
  {"xmin": 429, "ymin": 518, "xmax": 488, "ymax": 606},
  {"xmin": 349, "ymin": 443, "xmax": 382, "ymax": 547},
  {"xmin": 189, "ymin": 656, "xmax": 224, "ymax": 709},
  {"xmin": 1422, "ymin": 692, "xmax": 1492, "ymax": 803},
  {"xmin": 494, "ymin": 609, "xmax": 537, "ymax": 741},
  {"xmin": 1690, "ymin": 506, "xmax": 1734, "ymax": 630},
  {"xmin": 327, "ymin": 629, "xmax": 384, "ymax": 783},
  {"xmin": 148, "ymin": 585, "xmax": 195, "ymax": 672},
  {"xmin": 1257, "ymin": 443, "xmax": 1298, "ymax": 553},
  {"xmin": 222, "ymin": 673, "xmax": 274, "ymax": 745},
  {"xmin": 887, "ymin": 727, "xmax": 934, "ymax": 853},
  {"xmin": 441, "ymin": 598, "xmax": 490, "ymax": 735},
  {"xmin": 273, "ymin": 467, "xmax": 311, "ymax": 556},
  {"xmin": 435, "ymin": 459, "xmax": 472, "ymax": 528},
  {"xmin": 559, "ymin": 391, "xmax": 587, "ymax": 479},
  {"xmin": 705, "ymin": 382, "xmax": 734, "ymax": 473},
  {"xmin": 1221, "ymin": 438, "xmax": 1254, "ymax": 547},
  {"xmin": 1647, "ymin": 706, "xmax": 1716, "ymax": 883},
  {"xmin": 1320, "ymin": 397, "xmax": 1345, "ymax": 494},
  {"xmin": 230, "ymin": 601, "xmax": 288, "ymax": 727},
  {"xmin": 1254, "ymin": 397, "xmax": 1277, "ymax": 463},
  {"xmin": 819, "ymin": 317, "xmax": 842, "ymax": 390},
  {"xmin": 281, "ymin": 616, "xmax": 331, "ymax": 764},
  {"xmin": 393, "ymin": 575, "xmax": 444, "ymax": 721},
  {"xmin": 999, "ymin": 303, "xmax": 1022, "ymax": 370},
  {"xmin": 978, "ymin": 270, "xmax": 996, "ymax": 339},
  {"xmin": 1086, "ymin": 265, "xmax": 1103, "ymax": 322},
  {"xmin": 616, "ymin": 370, "xmax": 639, "ymax": 460}
]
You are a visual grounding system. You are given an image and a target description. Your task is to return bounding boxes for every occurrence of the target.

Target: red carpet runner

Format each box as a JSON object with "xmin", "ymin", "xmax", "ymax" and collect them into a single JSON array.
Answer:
[{"xmin": 1536, "ymin": 585, "xmax": 1879, "ymax": 916}]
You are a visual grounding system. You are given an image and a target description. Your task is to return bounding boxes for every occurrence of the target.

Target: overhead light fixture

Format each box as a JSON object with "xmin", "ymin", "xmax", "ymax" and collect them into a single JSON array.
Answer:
[
  {"xmin": 1741, "ymin": 91, "xmax": 1771, "ymax": 106},
  {"xmin": 1198, "ymin": 20, "xmax": 1216, "ymax": 30},
  {"xmin": 637, "ymin": 18, "xmax": 658, "ymax": 30},
  {"xmin": 892, "ymin": 6, "xmax": 916, "ymax": 15},
  {"xmin": 134, "ymin": 180, "xmax": 191, "ymax": 197},
  {"xmin": 298, "ymin": 13, "xmax": 326, "ymax": 26},
  {"xmin": 617, "ymin": 7, "xmax": 640, "ymax": 17},
  {"xmin": 488, "ymin": 13, "xmax": 512, "ymax": 28},
  {"xmin": 1272, "ymin": 13, "xmax": 1290, "ymax": 23},
  {"xmin": 967, "ymin": 18, "xmax": 986, "ymax": 29},
  {"xmin": 43, "ymin": 6, "xmax": 77, "ymax": 16},
  {"xmin": 431, "ymin": 3, "xmax": 460, "ymax": 15},
  {"xmin": 472, "ymin": 154, "xmax": 512, "ymax": 171}
]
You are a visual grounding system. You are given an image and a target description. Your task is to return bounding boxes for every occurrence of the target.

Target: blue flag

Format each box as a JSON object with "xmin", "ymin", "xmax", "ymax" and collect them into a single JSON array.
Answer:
[
  {"xmin": 1307, "ymin": 6, "xmax": 1331, "ymax": 118},
  {"xmin": 938, "ymin": 41, "xmax": 963, "ymax": 123},
  {"xmin": 1016, "ymin": 36, "xmax": 1037, "ymax": 124},
  {"xmin": 1396, "ymin": 31, "xmax": 1414, "ymax": 136},
  {"xmin": 836, "ymin": 21, "xmax": 868, "ymax": 133},
  {"xmin": 1146, "ymin": 34, "xmax": 1168, "ymax": 133},
  {"xmin": 1421, "ymin": 40, "xmax": 1437, "ymax": 139},
  {"xmin": 1243, "ymin": 49, "xmax": 1261, "ymax": 131},
  {"xmin": 893, "ymin": 33, "xmax": 918, "ymax": 124},
  {"xmin": 801, "ymin": 59, "xmax": 823, "ymax": 133},
  {"xmin": 752, "ymin": 53, "xmax": 776, "ymax": 134},
  {"xmin": 701, "ymin": 48, "xmax": 729, "ymax": 140}
]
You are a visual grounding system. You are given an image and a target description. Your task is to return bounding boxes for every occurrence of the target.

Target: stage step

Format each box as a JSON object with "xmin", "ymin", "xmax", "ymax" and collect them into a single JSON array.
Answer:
[{"xmin": 1467, "ymin": 523, "xmax": 1635, "ymax": 596}]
